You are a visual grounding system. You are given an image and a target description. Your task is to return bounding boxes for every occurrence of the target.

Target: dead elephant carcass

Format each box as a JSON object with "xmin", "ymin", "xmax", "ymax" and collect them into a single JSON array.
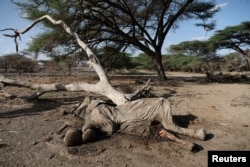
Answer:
[{"xmin": 65, "ymin": 97, "xmax": 206, "ymax": 151}]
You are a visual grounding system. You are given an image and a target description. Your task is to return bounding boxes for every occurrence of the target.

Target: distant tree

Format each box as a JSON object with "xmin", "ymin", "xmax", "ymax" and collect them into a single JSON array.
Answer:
[
  {"xmin": 163, "ymin": 55, "xmax": 202, "ymax": 72},
  {"xmin": 14, "ymin": 0, "xmax": 219, "ymax": 80},
  {"xmin": 0, "ymin": 56, "xmax": 9, "ymax": 73},
  {"xmin": 168, "ymin": 40, "xmax": 218, "ymax": 74},
  {"xmin": 132, "ymin": 53, "xmax": 155, "ymax": 70},
  {"xmin": 51, "ymin": 53, "xmax": 82, "ymax": 76},
  {"xmin": 168, "ymin": 40, "xmax": 211, "ymax": 57},
  {"xmin": 0, "ymin": 53, "xmax": 36, "ymax": 75},
  {"xmin": 208, "ymin": 21, "xmax": 250, "ymax": 70},
  {"xmin": 221, "ymin": 52, "xmax": 242, "ymax": 72},
  {"xmin": 96, "ymin": 45, "xmax": 134, "ymax": 71},
  {"xmin": 37, "ymin": 60, "xmax": 58, "ymax": 73}
]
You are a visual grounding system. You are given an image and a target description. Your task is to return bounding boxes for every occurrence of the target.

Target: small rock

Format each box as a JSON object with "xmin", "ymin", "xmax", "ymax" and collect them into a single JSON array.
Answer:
[
  {"xmin": 29, "ymin": 140, "xmax": 39, "ymax": 145},
  {"xmin": 60, "ymin": 108, "xmax": 72, "ymax": 115},
  {"xmin": 42, "ymin": 136, "xmax": 53, "ymax": 142},
  {"xmin": 0, "ymin": 143, "xmax": 8, "ymax": 148}
]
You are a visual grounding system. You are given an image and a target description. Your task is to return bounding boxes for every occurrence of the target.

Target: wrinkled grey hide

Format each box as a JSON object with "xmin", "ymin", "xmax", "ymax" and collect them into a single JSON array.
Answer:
[{"xmin": 75, "ymin": 97, "xmax": 206, "ymax": 141}]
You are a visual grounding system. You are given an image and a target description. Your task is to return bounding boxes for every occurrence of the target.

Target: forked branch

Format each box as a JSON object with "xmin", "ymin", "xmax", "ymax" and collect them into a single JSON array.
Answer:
[
  {"xmin": 0, "ymin": 28, "xmax": 21, "ymax": 52},
  {"xmin": 0, "ymin": 15, "xmax": 128, "ymax": 105}
]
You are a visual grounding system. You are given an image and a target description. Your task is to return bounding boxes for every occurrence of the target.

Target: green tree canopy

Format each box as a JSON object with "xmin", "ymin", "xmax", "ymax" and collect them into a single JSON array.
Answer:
[
  {"xmin": 168, "ymin": 39, "xmax": 220, "ymax": 73},
  {"xmin": 208, "ymin": 21, "xmax": 250, "ymax": 56},
  {"xmin": 14, "ymin": 0, "xmax": 219, "ymax": 80},
  {"xmin": 163, "ymin": 54, "xmax": 201, "ymax": 72},
  {"xmin": 168, "ymin": 40, "xmax": 211, "ymax": 57},
  {"xmin": 96, "ymin": 45, "xmax": 134, "ymax": 71},
  {"xmin": 132, "ymin": 53, "xmax": 155, "ymax": 70}
]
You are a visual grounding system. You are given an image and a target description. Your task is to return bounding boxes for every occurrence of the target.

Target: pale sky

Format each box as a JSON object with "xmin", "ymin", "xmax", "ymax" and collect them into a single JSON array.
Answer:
[{"xmin": 0, "ymin": 0, "xmax": 250, "ymax": 59}]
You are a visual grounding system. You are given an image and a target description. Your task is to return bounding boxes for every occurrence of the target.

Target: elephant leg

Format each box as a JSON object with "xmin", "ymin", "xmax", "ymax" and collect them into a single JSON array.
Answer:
[
  {"xmin": 82, "ymin": 128, "xmax": 97, "ymax": 144},
  {"xmin": 81, "ymin": 120, "xmax": 116, "ymax": 144},
  {"xmin": 64, "ymin": 128, "xmax": 83, "ymax": 146},
  {"xmin": 158, "ymin": 129, "xmax": 195, "ymax": 151},
  {"xmin": 158, "ymin": 99, "xmax": 206, "ymax": 140},
  {"xmin": 82, "ymin": 123, "xmax": 97, "ymax": 144},
  {"xmin": 162, "ymin": 122, "xmax": 206, "ymax": 141}
]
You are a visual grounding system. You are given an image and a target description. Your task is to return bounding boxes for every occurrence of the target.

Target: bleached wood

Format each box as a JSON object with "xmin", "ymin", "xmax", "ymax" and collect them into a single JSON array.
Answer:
[{"xmin": 0, "ymin": 15, "xmax": 128, "ymax": 105}]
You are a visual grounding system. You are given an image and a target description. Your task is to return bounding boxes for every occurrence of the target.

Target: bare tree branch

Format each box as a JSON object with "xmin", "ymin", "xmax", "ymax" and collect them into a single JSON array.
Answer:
[
  {"xmin": 1, "ymin": 28, "xmax": 21, "ymax": 52},
  {"xmin": 125, "ymin": 79, "xmax": 154, "ymax": 101},
  {"xmin": 0, "ymin": 15, "xmax": 128, "ymax": 105}
]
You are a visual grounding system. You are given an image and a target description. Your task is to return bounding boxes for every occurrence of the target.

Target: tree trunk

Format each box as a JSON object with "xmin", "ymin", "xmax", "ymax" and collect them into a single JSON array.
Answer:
[
  {"xmin": 155, "ymin": 63, "xmax": 167, "ymax": 81},
  {"xmin": 152, "ymin": 53, "xmax": 167, "ymax": 81}
]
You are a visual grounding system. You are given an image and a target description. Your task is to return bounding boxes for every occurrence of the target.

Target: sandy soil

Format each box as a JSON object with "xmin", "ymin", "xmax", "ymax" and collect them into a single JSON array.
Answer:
[{"xmin": 0, "ymin": 73, "xmax": 249, "ymax": 167}]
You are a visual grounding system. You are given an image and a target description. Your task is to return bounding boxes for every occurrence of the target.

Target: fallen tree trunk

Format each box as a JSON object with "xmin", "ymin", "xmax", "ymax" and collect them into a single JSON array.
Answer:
[
  {"xmin": 0, "ymin": 15, "xmax": 139, "ymax": 105},
  {"xmin": 0, "ymin": 75, "xmax": 127, "ymax": 104}
]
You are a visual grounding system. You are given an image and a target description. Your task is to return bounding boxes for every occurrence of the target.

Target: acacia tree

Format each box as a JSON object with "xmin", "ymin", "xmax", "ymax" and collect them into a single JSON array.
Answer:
[
  {"xmin": 168, "ymin": 40, "xmax": 211, "ymax": 56},
  {"xmin": 0, "ymin": 53, "xmax": 36, "ymax": 75},
  {"xmin": 208, "ymin": 21, "xmax": 250, "ymax": 70},
  {"xmin": 13, "ymin": 0, "xmax": 219, "ymax": 80},
  {"xmin": 168, "ymin": 40, "xmax": 218, "ymax": 74}
]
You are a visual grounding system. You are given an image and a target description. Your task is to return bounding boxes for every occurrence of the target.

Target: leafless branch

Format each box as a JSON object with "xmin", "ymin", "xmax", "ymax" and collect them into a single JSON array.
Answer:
[
  {"xmin": 0, "ymin": 15, "xmax": 128, "ymax": 105},
  {"xmin": 1, "ymin": 28, "xmax": 21, "ymax": 52},
  {"xmin": 125, "ymin": 79, "xmax": 154, "ymax": 101}
]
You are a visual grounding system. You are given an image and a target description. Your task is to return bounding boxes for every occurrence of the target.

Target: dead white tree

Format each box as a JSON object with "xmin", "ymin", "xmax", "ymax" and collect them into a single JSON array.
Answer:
[
  {"xmin": 0, "ymin": 15, "xmax": 131, "ymax": 105},
  {"xmin": 0, "ymin": 15, "xmax": 206, "ymax": 151}
]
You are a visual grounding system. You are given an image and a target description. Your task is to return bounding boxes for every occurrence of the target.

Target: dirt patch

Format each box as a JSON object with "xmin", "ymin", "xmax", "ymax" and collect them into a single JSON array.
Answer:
[{"xmin": 0, "ymin": 73, "xmax": 250, "ymax": 167}]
